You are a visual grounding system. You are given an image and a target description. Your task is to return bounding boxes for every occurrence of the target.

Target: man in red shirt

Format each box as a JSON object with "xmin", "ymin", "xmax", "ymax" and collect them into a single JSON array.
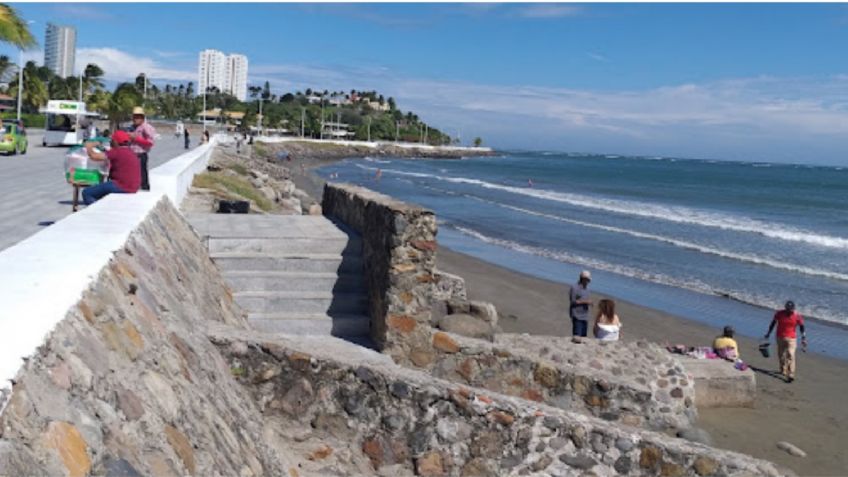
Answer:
[
  {"xmin": 764, "ymin": 300, "xmax": 807, "ymax": 383},
  {"xmin": 82, "ymin": 130, "xmax": 141, "ymax": 205}
]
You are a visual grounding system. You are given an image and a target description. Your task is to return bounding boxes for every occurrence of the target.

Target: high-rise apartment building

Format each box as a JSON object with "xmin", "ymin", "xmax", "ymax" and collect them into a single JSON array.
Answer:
[
  {"xmin": 44, "ymin": 23, "xmax": 76, "ymax": 78},
  {"xmin": 198, "ymin": 49, "xmax": 248, "ymax": 101},
  {"xmin": 225, "ymin": 54, "xmax": 248, "ymax": 102}
]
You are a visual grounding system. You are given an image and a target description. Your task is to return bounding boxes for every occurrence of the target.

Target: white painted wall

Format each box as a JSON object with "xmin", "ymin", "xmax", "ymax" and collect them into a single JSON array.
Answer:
[{"xmin": 0, "ymin": 135, "xmax": 222, "ymax": 412}]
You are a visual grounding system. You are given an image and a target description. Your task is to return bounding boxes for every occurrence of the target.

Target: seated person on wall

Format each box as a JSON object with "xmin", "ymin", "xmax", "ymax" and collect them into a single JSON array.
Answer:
[
  {"xmin": 593, "ymin": 298, "xmax": 622, "ymax": 341},
  {"xmin": 713, "ymin": 325, "xmax": 739, "ymax": 359},
  {"xmin": 82, "ymin": 130, "xmax": 141, "ymax": 206}
]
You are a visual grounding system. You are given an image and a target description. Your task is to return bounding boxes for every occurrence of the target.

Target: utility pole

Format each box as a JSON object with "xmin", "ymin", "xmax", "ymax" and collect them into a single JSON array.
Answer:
[
  {"xmin": 257, "ymin": 97, "xmax": 263, "ymax": 135},
  {"xmin": 202, "ymin": 87, "xmax": 207, "ymax": 133},
  {"xmin": 320, "ymin": 99, "xmax": 324, "ymax": 140},
  {"xmin": 143, "ymin": 74, "xmax": 148, "ymax": 105},
  {"xmin": 367, "ymin": 117, "xmax": 371, "ymax": 142},
  {"xmin": 395, "ymin": 121, "xmax": 399, "ymax": 142},
  {"xmin": 16, "ymin": 49, "xmax": 23, "ymax": 122},
  {"xmin": 300, "ymin": 107, "xmax": 305, "ymax": 138}
]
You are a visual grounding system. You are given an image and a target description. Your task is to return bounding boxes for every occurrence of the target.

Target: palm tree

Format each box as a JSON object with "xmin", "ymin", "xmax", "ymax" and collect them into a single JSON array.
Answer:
[
  {"xmin": 7, "ymin": 61, "xmax": 47, "ymax": 112},
  {"xmin": 104, "ymin": 82, "xmax": 141, "ymax": 130},
  {"xmin": 82, "ymin": 63, "xmax": 104, "ymax": 94},
  {"xmin": 0, "ymin": 4, "xmax": 36, "ymax": 49}
]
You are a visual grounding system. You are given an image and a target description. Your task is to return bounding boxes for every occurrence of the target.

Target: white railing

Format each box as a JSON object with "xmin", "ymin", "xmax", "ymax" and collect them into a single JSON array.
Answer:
[{"xmin": 0, "ymin": 135, "xmax": 223, "ymax": 411}]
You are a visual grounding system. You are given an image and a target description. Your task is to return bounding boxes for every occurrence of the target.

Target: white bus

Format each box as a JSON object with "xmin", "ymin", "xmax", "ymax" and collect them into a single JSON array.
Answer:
[{"xmin": 39, "ymin": 100, "xmax": 99, "ymax": 147}]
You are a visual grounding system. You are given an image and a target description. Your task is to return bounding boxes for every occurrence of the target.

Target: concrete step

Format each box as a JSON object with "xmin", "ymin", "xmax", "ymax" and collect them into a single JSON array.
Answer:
[
  {"xmin": 223, "ymin": 271, "xmax": 365, "ymax": 293},
  {"xmin": 234, "ymin": 291, "xmax": 368, "ymax": 315},
  {"xmin": 212, "ymin": 253, "xmax": 364, "ymax": 274},
  {"xmin": 248, "ymin": 312, "xmax": 370, "ymax": 337},
  {"xmin": 208, "ymin": 236, "xmax": 362, "ymax": 255}
]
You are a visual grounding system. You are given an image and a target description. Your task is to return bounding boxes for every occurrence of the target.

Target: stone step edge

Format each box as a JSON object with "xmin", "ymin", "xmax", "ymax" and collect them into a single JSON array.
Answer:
[
  {"xmin": 248, "ymin": 313, "xmax": 370, "ymax": 322},
  {"xmin": 223, "ymin": 271, "xmax": 361, "ymax": 279},
  {"xmin": 234, "ymin": 291, "xmax": 367, "ymax": 299},
  {"xmin": 210, "ymin": 252, "xmax": 362, "ymax": 260}
]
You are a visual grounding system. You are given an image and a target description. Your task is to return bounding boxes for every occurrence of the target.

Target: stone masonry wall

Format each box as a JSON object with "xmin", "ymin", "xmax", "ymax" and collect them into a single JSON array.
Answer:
[
  {"xmin": 322, "ymin": 183, "xmax": 438, "ymax": 361},
  {"xmin": 0, "ymin": 199, "xmax": 294, "ymax": 476},
  {"xmin": 212, "ymin": 329, "xmax": 784, "ymax": 477},
  {"xmin": 420, "ymin": 332, "xmax": 698, "ymax": 432}
]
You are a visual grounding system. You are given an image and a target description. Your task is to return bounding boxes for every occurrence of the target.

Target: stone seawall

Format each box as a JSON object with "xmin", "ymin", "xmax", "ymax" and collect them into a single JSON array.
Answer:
[
  {"xmin": 322, "ymin": 183, "xmax": 439, "ymax": 361},
  {"xmin": 212, "ymin": 329, "xmax": 783, "ymax": 477},
  {"xmin": 0, "ymin": 199, "xmax": 292, "ymax": 476},
  {"xmin": 0, "ymin": 189, "xmax": 785, "ymax": 476}
]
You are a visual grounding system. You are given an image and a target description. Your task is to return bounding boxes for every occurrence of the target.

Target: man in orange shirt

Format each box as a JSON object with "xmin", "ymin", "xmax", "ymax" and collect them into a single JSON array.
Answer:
[{"xmin": 764, "ymin": 301, "xmax": 807, "ymax": 383}]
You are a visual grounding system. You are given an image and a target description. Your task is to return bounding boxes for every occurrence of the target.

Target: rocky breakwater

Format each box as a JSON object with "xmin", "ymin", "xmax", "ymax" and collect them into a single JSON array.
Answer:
[
  {"xmin": 0, "ymin": 199, "xmax": 294, "ymax": 476},
  {"xmin": 212, "ymin": 329, "xmax": 785, "ymax": 477},
  {"xmin": 183, "ymin": 143, "xmax": 321, "ymax": 215},
  {"xmin": 258, "ymin": 139, "xmax": 495, "ymax": 161}
]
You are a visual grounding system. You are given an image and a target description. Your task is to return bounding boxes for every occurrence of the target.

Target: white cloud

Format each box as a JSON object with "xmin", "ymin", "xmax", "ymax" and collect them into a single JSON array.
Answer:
[
  {"xmin": 244, "ymin": 62, "xmax": 848, "ymax": 162},
  {"xmin": 76, "ymin": 48, "xmax": 194, "ymax": 82},
  {"xmin": 516, "ymin": 5, "xmax": 582, "ymax": 19},
  {"xmin": 586, "ymin": 52, "xmax": 609, "ymax": 62}
]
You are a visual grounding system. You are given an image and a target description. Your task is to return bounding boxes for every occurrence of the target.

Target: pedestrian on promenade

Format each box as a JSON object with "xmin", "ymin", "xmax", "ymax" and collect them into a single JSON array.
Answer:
[
  {"xmin": 764, "ymin": 301, "xmax": 807, "ymax": 383},
  {"xmin": 593, "ymin": 298, "xmax": 621, "ymax": 341},
  {"xmin": 183, "ymin": 128, "xmax": 190, "ymax": 149},
  {"xmin": 202, "ymin": 129, "xmax": 210, "ymax": 144},
  {"xmin": 569, "ymin": 270, "xmax": 593, "ymax": 337},
  {"xmin": 81, "ymin": 131, "xmax": 140, "ymax": 205},
  {"xmin": 129, "ymin": 107, "xmax": 156, "ymax": 191}
]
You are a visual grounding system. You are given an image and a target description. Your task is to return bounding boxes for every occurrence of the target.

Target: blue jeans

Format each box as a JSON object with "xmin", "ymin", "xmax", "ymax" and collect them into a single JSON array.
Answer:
[
  {"xmin": 82, "ymin": 181, "xmax": 128, "ymax": 205},
  {"xmin": 572, "ymin": 318, "xmax": 589, "ymax": 337}
]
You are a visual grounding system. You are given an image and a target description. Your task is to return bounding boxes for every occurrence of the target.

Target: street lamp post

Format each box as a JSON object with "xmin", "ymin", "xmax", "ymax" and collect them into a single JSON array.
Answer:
[
  {"xmin": 257, "ymin": 97, "xmax": 263, "ymax": 136},
  {"xmin": 300, "ymin": 107, "xmax": 305, "ymax": 138},
  {"xmin": 16, "ymin": 50, "xmax": 23, "ymax": 122}
]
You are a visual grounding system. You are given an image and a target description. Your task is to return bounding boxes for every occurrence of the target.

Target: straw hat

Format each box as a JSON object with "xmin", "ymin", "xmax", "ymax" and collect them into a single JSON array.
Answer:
[{"xmin": 132, "ymin": 106, "xmax": 145, "ymax": 116}]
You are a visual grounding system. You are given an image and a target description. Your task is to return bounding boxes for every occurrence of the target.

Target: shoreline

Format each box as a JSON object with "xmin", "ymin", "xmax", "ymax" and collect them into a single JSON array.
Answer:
[
  {"xmin": 281, "ymin": 143, "xmax": 847, "ymax": 475},
  {"xmin": 435, "ymin": 247, "xmax": 848, "ymax": 476}
]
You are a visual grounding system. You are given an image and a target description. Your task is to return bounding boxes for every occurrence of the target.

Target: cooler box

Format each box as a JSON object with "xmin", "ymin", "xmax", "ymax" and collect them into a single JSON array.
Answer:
[{"xmin": 65, "ymin": 142, "xmax": 109, "ymax": 185}]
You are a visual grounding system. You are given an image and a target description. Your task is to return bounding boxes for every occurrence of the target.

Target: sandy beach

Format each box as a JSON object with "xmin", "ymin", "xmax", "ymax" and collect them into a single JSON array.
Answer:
[
  {"xmin": 436, "ymin": 248, "xmax": 848, "ymax": 476},
  {"xmin": 282, "ymin": 143, "xmax": 847, "ymax": 476}
]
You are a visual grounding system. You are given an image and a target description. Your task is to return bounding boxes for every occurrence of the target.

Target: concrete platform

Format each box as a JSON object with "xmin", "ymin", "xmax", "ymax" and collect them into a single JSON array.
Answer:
[{"xmin": 680, "ymin": 356, "xmax": 756, "ymax": 408}]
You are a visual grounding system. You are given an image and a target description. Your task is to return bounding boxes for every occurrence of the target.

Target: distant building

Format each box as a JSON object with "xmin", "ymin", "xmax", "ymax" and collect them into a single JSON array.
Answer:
[
  {"xmin": 225, "ymin": 54, "xmax": 248, "ymax": 101},
  {"xmin": 44, "ymin": 23, "xmax": 76, "ymax": 78},
  {"xmin": 198, "ymin": 49, "xmax": 248, "ymax": 101}
]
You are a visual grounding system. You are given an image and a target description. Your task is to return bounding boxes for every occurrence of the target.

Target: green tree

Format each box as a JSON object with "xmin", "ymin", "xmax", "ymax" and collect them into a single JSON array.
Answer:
[
  {"xmin": 104, "ymin": 82, "xmax": 141, "ymax": 129},
  {"xmin": 0, "ymin": 4, "xmax": 36, "ymax": 49},
  {"xmin": 473, "ymin": 137, "xmax": 482, "ymax": 147},
  {"xmin": 7, "ymin": 61, "xmax": 47, "ymax": 112},
  {"xmin": 82, "ymin": 63, "xmax": 104, "ymax": 94}
]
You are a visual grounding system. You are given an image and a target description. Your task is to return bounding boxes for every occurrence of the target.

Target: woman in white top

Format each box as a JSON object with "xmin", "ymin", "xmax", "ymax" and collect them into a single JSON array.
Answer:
[{"xmin": 594, "ymin": 298, "xmax": 622, "ymax": 341}]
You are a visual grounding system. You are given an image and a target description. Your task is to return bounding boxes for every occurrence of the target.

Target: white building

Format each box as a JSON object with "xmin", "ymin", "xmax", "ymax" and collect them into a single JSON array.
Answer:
[
  {"xmin": 44, "ymin": 23, "xmax": 76, "ymax": 78},
  {"xmin": 225, "ymin": 54, "xmax": 248, "ymax": 101},
  {"xmin": 198, "ymin": 49, "xmax": 248, "ymax": 101}
]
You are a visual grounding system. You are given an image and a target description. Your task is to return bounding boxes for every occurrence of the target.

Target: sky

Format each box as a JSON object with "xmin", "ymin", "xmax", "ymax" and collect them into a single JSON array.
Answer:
[{"xmin": 3, "ymin": 2, "xmax": 848, "ymax": 165}]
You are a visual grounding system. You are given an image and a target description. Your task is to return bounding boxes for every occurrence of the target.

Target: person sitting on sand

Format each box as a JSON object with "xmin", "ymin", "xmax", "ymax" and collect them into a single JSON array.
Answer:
[
  {"xmin": 593, "ymin": 298, "xmax": 621, "ymax": 341},
  {"xmin": 713, "ymin": 325, "xmax": 739, "ymax": 359}
]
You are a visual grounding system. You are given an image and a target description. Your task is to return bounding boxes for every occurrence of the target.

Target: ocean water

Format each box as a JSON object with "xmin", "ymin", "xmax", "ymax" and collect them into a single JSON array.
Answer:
[{"xmin": 316, "ymin": 152, "xmax": 848, "ymax": 359}]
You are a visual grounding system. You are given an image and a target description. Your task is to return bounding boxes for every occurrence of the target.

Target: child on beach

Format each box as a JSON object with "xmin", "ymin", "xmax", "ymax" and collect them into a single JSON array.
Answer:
[{"xmin": 593, "ymin": 299, "xmax": 621, "ymax": 341}]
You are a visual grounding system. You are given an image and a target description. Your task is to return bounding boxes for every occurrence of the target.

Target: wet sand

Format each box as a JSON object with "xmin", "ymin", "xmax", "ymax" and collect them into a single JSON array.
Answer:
[{"xmin": 437, "ymin": 247, "xmax": 848, "ymax": 476}]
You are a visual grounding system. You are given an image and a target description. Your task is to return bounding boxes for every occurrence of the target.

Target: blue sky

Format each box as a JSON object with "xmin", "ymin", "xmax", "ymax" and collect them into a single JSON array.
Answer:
[{"xmin": 3, "ymin": 3, "xmax": 848, "ymax": 164}]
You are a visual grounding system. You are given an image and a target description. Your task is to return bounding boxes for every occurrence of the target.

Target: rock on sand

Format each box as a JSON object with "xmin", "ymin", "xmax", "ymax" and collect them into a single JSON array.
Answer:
[{"xmin": 776, "ymin": 441, "xmax": 807, "ymax": 457}]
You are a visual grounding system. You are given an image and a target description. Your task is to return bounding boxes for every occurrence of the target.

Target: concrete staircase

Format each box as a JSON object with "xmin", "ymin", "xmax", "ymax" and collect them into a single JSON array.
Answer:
[{"xmin": 188, "ymin": 214, "xmax": 371, "ymax": 343}]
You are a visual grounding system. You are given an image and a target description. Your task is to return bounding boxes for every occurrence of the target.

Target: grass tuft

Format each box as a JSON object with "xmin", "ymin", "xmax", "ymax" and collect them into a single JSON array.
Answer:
[{"xmin": 193, "ymin": 172, "xmax": 273, "ymax": 211}]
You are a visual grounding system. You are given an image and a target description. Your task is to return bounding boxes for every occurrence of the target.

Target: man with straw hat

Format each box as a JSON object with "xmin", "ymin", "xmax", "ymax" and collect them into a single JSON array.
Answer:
[{"xmin": 129, "ymin": 106, "xmax": 156, "ymax": 191}]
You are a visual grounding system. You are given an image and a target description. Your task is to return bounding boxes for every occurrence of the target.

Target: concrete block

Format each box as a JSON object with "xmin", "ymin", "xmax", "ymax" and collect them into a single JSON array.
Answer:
[{"xmin": 680, "ymin": 357, "xmax": 756, "ymax": 408}]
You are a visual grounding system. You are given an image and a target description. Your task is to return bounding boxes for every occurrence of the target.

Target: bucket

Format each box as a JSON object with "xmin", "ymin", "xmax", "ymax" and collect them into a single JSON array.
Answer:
[{"xmin": 758, "ymin": 341, "xmax": 771, "ymax": 358}]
